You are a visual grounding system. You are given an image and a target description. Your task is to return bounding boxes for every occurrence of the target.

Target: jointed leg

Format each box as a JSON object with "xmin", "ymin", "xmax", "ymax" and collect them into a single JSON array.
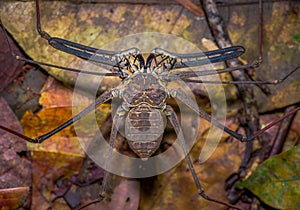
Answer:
[
  {"xmin": 170, "ymin": 65, "xmax": 300, "ymax": 85},
  {"xmin": 164, "ymin": 105, "xmax": 242, "ymax": 210},
  {"xmin": 0, "ymin": 89, "xmax": 114, "ymax": 144},
  {"xmin": 169, "ymin": 88, "xmax": 300, "ymax": 142},
  {"xmin": 100, "ymin": 106, "xmax": 125, "ymax": 197},
  {"xmin": 76, "ymin": 106, "xmax": 125, "ymax": 210}
]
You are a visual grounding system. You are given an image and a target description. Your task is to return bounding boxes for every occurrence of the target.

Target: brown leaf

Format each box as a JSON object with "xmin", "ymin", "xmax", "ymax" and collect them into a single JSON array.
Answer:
[
  {"xmin": 39, "ymin": 77, "xmax": 92, "ymax": 108},
  {"xmin": 0, "ymin": 24, "xmax": 23, "ymax": 91},
  {"xmin": 140, "ymin": 119, "xmax": 243, "ymax": 210},
  {"xmin": 20, "ymin": 75, "xmax": 111, "ymax": 209},
  {"xmin": 0, "ymin": 96, "xmax": 31, "ymax": 208},
  {"xmin": 176, "ymin": 0, "xmax": 204, "ymax": 16},
  {"xmin": 105, "ymin": 180, "xmax": 140, "ymax": 210},
  {"xmin": 20, "ymin": 84, "xmax": 85, "ymax": 208},
  {"xmin": 0, "ymin": 187, "xmax": 30, "ymax": 209}
]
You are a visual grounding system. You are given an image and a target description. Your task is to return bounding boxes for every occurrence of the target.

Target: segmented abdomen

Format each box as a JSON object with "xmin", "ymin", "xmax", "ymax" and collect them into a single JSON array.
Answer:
[{"xmin": 125, "ymin": 105, "xmax": 165, "ymax": 160}]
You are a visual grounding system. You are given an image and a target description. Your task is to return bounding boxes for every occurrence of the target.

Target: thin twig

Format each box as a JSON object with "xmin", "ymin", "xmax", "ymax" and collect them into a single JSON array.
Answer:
[{"xmin": 201, "ymin": 0, "xmax": 260, "ymax": 175}]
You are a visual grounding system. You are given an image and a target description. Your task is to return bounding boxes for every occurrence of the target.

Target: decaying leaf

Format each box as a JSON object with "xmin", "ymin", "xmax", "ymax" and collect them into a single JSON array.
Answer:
[
  {"xmin": 238, "ymin": 145, "xmax": 300, "ymax": 209},
  {"xmin": 0, "ymin": 96, "xmax": 31, "ymax": 209},
  {"xmin": 20, "ymin": 77, "xmax": 110, "ymax": 209},
  {"xmin": 0, "ymin": 24, "xmax": 23, "ymax": 91},
  {"xmin": 1, "ymin": 1, "xmax": 299, "ymax": 113},
  {"xmin": 0, "ymin": 1, "xmax": 299, "ymax": 209},
  {"xmin": 0, "ymin": 187, "xmax": 30, "ymax": 210},
  {"xmin": 140, "ymin": 118, "xmax": 244, "ymax": 210}
]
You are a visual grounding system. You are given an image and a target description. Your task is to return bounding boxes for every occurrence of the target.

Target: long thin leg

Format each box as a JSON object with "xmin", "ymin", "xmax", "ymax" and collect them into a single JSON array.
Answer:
[
  {"xmin": 164, "ymin": 60, "xmax": 259, "ymax": 78},
  {"xmin": 179, "ymin": 65, "xmax": 300, "ymax": 85},
  {"xmin": 100, "ymin": 106, "xmax": 125, "ymax": 196},
  {"xmin": 164, "ymin": 105, "xmax": 242, "ymax": 210},
  {"xmin": 169, "ymin": 88, "xmax": 300, "ymax": 142},
  {"xmin": 160, "ymin": 55, "xmax": 299, "ymax": 85},
  {"xmin": 76, "ymin": 106, "xmax": 125, "ymax": 210},
  {"xmin": 0, "ymin": 19, "xmax": 119, "ymax": 76},
  {"xmin": 177, "ymin": 63, "xmax": 300, "ymax": 85},
  {"xmin": 0, "ymin": 89, "xmax": 114, "ymax": 143}
]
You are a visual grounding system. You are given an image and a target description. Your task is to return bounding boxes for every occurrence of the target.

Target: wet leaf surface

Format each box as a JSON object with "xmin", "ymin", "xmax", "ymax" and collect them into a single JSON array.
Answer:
[{"xmin": 238, "ymin": 145, "xmax": 300, "ymax": 209}]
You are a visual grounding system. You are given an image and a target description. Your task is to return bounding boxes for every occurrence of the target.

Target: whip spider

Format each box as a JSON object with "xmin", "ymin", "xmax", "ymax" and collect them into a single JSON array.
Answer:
[{"xmin": 0, "ymin": 0, "xmax": 299, "ymax": 209}]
